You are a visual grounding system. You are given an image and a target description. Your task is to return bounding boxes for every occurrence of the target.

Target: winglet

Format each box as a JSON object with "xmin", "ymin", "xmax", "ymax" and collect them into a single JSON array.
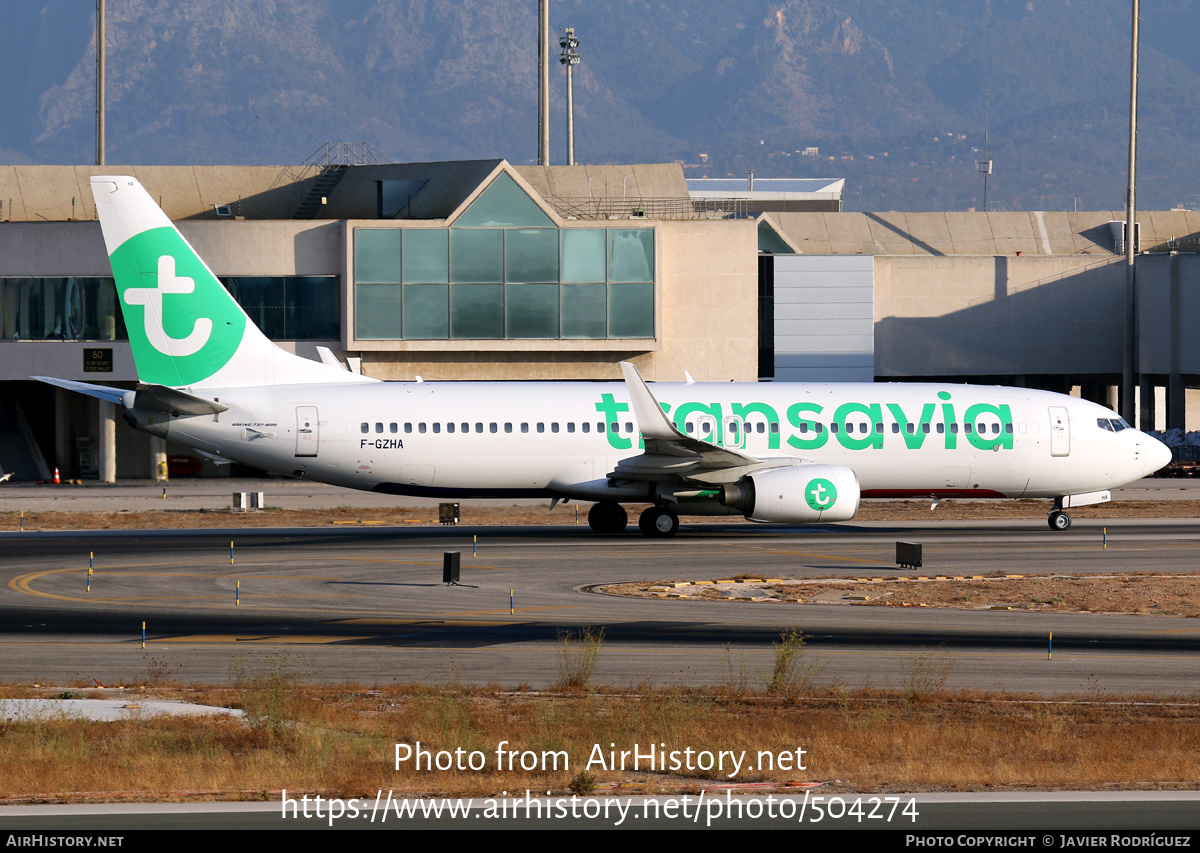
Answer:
[{"xmin": 619, "ymin": 362, "xmax": 685, "ymax": 441}]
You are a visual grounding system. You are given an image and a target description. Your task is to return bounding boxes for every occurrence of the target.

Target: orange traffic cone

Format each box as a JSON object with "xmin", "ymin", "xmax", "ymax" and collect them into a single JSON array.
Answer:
[{"xmin": 53, "ymin": 467, "xmax": 60, "ymax": 485}]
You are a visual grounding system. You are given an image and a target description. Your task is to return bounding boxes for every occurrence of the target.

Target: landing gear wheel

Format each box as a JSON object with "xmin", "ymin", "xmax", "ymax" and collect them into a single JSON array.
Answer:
[
  {"xmin": 638, "ymin": 506, "xmax": 680, "ymax": 538},
  {"xmin": 1048, "ymin": 510, "xmax": 1071, "ymax": 531},
  {"xmin": 587, "ymin": 501, "xmax": 628, "ymax": 534}
]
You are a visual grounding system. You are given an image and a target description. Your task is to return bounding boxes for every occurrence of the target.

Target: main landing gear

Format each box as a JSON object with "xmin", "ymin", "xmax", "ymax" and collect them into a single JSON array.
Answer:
[
  {"xmin": 587, "ymin": 501, "xmax": 627, "ymax": 534},
  {"xmin": 638, "ymin": 505, "xmax": 679, "ymax": 538},
  {"xmin": 1048, "ymin": 509, "xmax": 1072, "ymax": 531},
  {"xmin": 586, "ymin": 501, "xmax": 680, "ymax": 537}
]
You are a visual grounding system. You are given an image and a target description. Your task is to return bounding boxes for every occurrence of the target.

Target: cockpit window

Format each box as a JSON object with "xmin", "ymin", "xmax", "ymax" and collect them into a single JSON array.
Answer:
[
  {"xmin": 1098, "ymin": 418, "xmax": 1113, "ymax": 431},
  {"xmin": 1113, "ymin": 418, "xmax": 1130, "ymax": 431}
]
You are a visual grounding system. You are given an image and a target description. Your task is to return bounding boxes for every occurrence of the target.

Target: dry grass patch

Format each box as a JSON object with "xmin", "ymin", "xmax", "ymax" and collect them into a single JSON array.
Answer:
[
  {"xmin": 1, "ymin": 682, "xmax": 1198, "ymax": 802},
  {"xmin": 607, "ymin": 574, "xmax": 1200, "ymax": 617}
]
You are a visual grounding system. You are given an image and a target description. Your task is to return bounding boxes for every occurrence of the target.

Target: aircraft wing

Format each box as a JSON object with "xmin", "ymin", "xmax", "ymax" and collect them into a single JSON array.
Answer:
[{"xmin": 610, "ymin": 362, "xmax": 762, "ymax": 482}]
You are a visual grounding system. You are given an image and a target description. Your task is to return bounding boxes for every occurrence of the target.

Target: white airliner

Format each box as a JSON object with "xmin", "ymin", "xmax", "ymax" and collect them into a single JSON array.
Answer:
[{"xmin": 37, "ymin": 176, "xmax": 1171, "ymax": 536}]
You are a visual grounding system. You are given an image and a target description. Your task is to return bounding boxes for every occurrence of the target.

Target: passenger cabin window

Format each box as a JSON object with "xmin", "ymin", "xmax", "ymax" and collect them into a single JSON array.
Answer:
[
  {"xmin": 360, "ymin": 423, "xmax": 369, "ymax": 433},
  {"xmin": 433, "ymin": 423, "xmax": 441, "ymax": 433},
  {"xmin": 390, "ymin": 423, "xmax": 398, "ymax": 433}
]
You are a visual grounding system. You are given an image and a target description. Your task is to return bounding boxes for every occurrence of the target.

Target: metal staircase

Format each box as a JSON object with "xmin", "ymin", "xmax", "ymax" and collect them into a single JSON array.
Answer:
[{"xmin": 293, "ymin": 163, "xmax": 350, "ymax": 219}]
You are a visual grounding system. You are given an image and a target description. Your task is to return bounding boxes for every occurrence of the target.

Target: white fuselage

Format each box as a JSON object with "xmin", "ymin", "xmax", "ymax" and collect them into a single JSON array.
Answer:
[{"xmin": 144, "ymin": 379, "xmax": 1166, "ymax": 508}]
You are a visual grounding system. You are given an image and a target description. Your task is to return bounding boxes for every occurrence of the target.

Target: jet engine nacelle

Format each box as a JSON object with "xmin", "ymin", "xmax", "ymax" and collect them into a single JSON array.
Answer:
[{"xmin": 720, "ymin": 464, "xmax": 861, "ymax": 523}]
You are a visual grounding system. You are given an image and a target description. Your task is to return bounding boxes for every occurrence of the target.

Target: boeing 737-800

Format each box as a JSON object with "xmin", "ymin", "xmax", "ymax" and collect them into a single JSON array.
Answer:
[{"xmin": 36, "ymin": 176, "xmax": 1171, "ymax": 536}]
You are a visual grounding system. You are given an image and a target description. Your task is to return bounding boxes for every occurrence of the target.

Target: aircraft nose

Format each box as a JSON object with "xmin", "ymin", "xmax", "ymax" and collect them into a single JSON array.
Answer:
[{"xmin": 1144, "ymin": 435, "xmax": 1172, "ymax": 476}]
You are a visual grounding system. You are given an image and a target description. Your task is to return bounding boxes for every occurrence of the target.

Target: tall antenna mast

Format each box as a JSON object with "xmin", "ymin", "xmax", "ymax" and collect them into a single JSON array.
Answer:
[
  {"xmin": 538, "ymin": 0, "xmax": 550, "ymax": 165},
  {"xmin": 976, "ymin": 93, "xmax": 992, "ymax": 210},
  {"xmin": 96, "ymin": 0, "xmax": 105, "ymax": 166}
]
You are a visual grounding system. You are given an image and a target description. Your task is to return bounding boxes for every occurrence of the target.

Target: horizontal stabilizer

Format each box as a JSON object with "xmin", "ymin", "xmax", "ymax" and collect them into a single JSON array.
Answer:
[
  {"xmin": 32, "ymin": 376, "xmax": 129, "ymax": 406},
  {"xmin": 134, "ymin": 384, "xmax": 229, "ymax": 417}
]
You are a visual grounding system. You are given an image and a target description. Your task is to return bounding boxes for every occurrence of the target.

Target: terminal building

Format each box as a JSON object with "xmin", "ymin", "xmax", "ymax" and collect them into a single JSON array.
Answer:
[{"xmin": 0, "ymin": 160, "xmax": 1192, "ymax": 481}]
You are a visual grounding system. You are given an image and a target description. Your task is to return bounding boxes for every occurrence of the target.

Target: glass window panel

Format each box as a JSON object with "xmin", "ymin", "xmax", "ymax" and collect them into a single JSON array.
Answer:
[
  {"xmin": 233, "ymin": 276, "xmax": 285, "ymax": 338},
  {"xmin": 454, "ymin": 172, "xmax": 553, "ymax": 227},
  {"xmin": 757, "ymin": 220, "xmax": 793, "ymax": 254},
  {"xmin": 505, "ymin": 228, "xmax": 559, "ymax": 282},
  {"xmin": 354, "ymin": 230, "xmax": 402, "ymax": 283},
  {"xmin": 450, "ymin": 229, "xmax": 503, "ymax": 283},
  {"xmin": 560, "ymin": 283, "xmax": 606, "ymax": 338},
  {"xmin": 378, "ymin": 179, "xmax": 428, "ymax": 218},
  {"xmin": 355, "ymin": 283, "xmax": 403, "ymax": 339},
  {"xmin": 450, "ymin": 283, "xmax": 504, "ymax": 338},
  {"xmin": 506, "ymin": 283, "xmax": 558, "ymax": 338},
  {"xmin": 223, "ymin": 276, "xmax": 337, "ymax": 340},
  {"xmin": 560, "ymin": 230, "xmax": 607, "ymax": 282},
  {"xmin": 403, "ymin": 230, "xmax": 449, "ymax": 283},
  {"xmin": 403, "ymin": 284, "xmax": 449, "ymax": 339},
  {"xmin": 607, "ymin": 283, "xmax": 654, "ymax": 338},
  {"xmin": 608, "ymin": 228, "xmax": 654, "ymax": 282}
]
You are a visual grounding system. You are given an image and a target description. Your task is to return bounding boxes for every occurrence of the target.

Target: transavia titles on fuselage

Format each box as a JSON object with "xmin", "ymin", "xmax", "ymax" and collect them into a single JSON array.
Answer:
[{"xmin": 36, "ymin": 177, "xmax": 1171, "ymax": 537}]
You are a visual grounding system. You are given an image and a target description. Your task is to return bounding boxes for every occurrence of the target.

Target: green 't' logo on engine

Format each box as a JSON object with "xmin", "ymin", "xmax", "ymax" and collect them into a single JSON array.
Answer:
[{"xmin": 805, "ymin": 477, "xmax": 837, "ymax": 512}]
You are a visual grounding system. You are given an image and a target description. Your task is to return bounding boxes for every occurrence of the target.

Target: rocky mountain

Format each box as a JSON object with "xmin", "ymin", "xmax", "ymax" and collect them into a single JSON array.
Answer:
[{"xmin": 3, "ymin": 0, "xmax": 1198, "ymax": 212}]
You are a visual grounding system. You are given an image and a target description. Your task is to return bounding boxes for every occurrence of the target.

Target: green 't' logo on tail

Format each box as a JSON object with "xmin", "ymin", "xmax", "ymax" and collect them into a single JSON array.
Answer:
[{"xmin": 109, "ymin": 227, "xmax": 246, "ymax": 387}]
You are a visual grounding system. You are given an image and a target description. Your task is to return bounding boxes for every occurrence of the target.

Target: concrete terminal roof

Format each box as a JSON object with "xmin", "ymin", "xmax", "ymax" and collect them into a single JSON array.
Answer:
[
  {"xmin": 771, "ymin": 210, "xmax": 1200, "ymax": 256},
  {"xmin": 0, "ymin": 162, "xmax": 690, "ymax": 223},
  {"xmin": 516, "ymin": 163, "xmax": 689, "ymax": 201}
]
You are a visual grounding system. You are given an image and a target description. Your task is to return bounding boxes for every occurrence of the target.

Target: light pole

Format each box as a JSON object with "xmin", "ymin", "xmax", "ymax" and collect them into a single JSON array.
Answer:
[{"xmin": 1122, "ymin": 0, "xmax": 1139, "ymax": 425}]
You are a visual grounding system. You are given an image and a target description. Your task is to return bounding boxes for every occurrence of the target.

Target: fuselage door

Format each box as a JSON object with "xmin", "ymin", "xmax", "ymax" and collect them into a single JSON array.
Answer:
[
  {"xmin": 695, "ymin": 414, "xmax": 718, "ymax": 445},
  {"xmin": 1049, "ymin": 406, "xmax": 1070, "ymax": 457},
  {"xmin": 296, "ymin": 406, "xmax": 319, "ymax": 457},
  {"xmin": 722, "ymin": 415, "xmax": 746, "ymax": 449}
]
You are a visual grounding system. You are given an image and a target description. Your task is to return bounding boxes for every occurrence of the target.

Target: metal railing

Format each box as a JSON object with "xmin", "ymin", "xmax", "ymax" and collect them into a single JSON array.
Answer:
[{"xmin": 543, "ymin": 196, "xmax": 754, "ymax": 220}]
